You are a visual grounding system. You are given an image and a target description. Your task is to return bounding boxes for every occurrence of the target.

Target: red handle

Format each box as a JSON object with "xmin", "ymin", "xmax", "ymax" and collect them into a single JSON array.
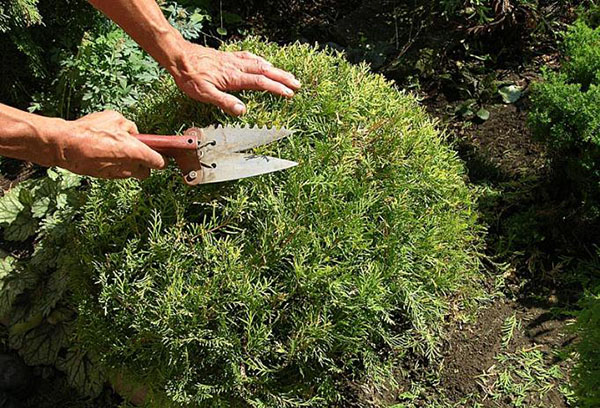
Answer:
[
  {"xmin": 135, "ymin": 128, "xmax": 202, "ymax": 186},
  {"xmin": 135, "ymin": 134, "xmax": 199, "ymax": 156},
  {"xmin": 135, "ymin": 129, "xmax": 204, "ymax": 186}
]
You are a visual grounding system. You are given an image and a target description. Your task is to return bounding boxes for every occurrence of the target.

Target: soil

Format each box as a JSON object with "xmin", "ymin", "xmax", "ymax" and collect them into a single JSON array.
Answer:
[{"xmin": 441, "ymin": 299, "xmax": 574, "ymax": 407}]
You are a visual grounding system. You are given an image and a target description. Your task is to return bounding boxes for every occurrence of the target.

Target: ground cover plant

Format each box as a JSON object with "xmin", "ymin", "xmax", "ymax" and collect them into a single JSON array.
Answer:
[{"xmin": 32, "ymin": 38, "xmax": 487, "ymax": 407}]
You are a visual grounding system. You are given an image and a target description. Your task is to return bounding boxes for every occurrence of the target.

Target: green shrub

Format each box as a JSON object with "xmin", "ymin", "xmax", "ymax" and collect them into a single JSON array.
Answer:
[
  {"xmin": 0, "ymin": 0, "xmax": 97, "ymax": 109},
  {"xmin": 563, "ymin": 20, "xmax": 600, "ymax": 89},
  {"xmin": 530, "ymin": 18, "xmax": 600, "ymax": 408},
  {"xmin": 529, "ymin": 20, "xmax": 600, "ymax": 215},
  {"xmin": 57, "ymin": 39, "xmax": 484, "ymax": 407}
]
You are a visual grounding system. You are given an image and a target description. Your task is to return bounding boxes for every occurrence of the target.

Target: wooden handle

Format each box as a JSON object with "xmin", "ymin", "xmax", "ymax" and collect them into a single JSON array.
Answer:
[{"xmin": 135, "ymin": 134, "xmax": 199, "ymax": 156}]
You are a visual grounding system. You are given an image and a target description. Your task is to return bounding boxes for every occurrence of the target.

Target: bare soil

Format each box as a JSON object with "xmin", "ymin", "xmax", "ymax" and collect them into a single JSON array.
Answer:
[{"xmin": 441, "ymin": 299, "xmax": 574, "ymax": 407}]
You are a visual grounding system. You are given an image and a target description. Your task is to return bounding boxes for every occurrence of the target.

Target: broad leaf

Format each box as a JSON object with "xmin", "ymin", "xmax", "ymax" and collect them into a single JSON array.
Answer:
[
  {"xmin": 0, "ymin": 186, "xmax": 24, "ymax": 224},
  {"xmin": 476, "ymin": 108, "xmax": 491, "ymax": 121},
  {"xmin": 0, "ymin": 256, "xmax": 15, "ymax": 281},
  {"xmin": 31, "ymin": 196, "xmax": 51, "ymax": 218},
  {"xmin": 15, "ymin": 321, "xmax": 69, "ymax": 365},
  {"xmin": 4, "ymin": 212, "xmax": 37, "ymax": 242},
  {"xmin": 57, "ymin": 349, "xmax": 105, "ymax": 398},
  {"xmin": 499, "ymin": 85, "xmax": 523, "ymax": 104}
]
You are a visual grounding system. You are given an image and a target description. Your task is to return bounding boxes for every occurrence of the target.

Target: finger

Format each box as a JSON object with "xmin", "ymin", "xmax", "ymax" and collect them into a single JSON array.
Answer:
[
  {"xmin": 229, "ymin": 73, "xmax": 295, "ymax": 98},
  {"xmin": 100, "ymin": 166, "xmax": 129, "ymax": 180},
  {"xmin": 107, "ymin": 166, "xmax": 147, "ymax": 180},
  {"xmin": 234, "ymin": 51, "xmax": 273, "ymax": 67},
  {"xmin": 129, "ymin": 140, "xmax": 168, "ymax": 170},
  {"xmin": 240, "ymin": 59, "xmax": 301, "ymax": 90},
  {"xmin": 198, "ymin": 85, "xmax": 247, "ymax": 116},
  {"xmin": 121, "ymin": 118, "xmax": 139, "ymax": 135},
  {"xmin": 103, "ymin": 110, "xmax": 123, "ymax": 121}
]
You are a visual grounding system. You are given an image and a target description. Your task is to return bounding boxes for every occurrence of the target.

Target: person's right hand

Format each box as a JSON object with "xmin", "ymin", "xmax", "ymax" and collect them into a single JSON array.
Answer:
[{"xmin": 49, "ymin": 111, "xmax": 166, "ymax": 179}]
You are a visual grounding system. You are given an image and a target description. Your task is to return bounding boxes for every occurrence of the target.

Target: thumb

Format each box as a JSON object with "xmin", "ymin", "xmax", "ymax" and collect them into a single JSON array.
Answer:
[{"xmin": 133, "ymin": 141, "xmax": 168, "ymax": 170}]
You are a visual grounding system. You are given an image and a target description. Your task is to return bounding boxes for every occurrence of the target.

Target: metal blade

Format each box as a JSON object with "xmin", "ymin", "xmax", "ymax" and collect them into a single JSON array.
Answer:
[
  {"xmin": 199, "ymin": 153, "xmax": 298, "ymax": 184},
  {"xmin": 201, "ymin": 124, "xmax": 293, "ymax": 153}
]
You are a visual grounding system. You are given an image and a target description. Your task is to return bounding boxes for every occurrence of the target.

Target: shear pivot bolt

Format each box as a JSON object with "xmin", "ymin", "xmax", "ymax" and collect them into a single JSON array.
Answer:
[{"xmin": 187, "ymin": 171, "xmax": 198, "ymax": 182}]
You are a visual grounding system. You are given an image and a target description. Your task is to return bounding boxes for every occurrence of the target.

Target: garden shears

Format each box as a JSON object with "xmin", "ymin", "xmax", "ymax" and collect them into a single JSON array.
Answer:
[{"xmin": 136, "ymin": 125, "xmax": 297, "ymax": 185}]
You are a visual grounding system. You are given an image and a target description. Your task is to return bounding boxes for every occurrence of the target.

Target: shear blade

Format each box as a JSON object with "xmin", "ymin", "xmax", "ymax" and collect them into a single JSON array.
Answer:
[
  {"xmin": 200, "ymin": 154, "xmax": 298, "ymax": 184},
  {"xmin": 202, "ymin": 125, "xmax": 292, "ymax": 153}
]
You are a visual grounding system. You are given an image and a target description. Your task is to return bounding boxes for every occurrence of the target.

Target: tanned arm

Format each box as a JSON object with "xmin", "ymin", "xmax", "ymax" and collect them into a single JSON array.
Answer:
[
  {"xmin": 0, "ymin": 104, "xmax": 165, "ymax": 179},
  {"xmin": 87, "ymin": 0, "xmax": 301, "ymax": 116},
  {"xmin": 0, "ymin": 1, "xmax": 297, "ymax": 181}
]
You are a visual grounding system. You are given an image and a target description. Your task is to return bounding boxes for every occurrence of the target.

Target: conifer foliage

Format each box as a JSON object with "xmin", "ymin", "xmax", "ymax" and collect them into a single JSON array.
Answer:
[{"xmin": 60, "ymin": 39, "xmax": 483, "ymax": 406}]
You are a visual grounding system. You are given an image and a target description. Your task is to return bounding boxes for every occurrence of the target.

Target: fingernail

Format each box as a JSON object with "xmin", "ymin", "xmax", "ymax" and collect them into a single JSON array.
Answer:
[
  {"xmin": 233, "ymin": 103, "xmax": 246, "ymax": 115},
  {"xmin": 292, "ymin": 79, "xmax": 301, "ymax": 88},
  {"xmin": 284, "ymin": 88, "xmax": 294, "ymax": 97}
]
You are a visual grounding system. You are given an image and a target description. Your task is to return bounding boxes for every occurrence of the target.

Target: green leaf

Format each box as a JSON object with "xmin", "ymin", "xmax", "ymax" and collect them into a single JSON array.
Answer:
[
  {"xmin": 0, "ymin": 269, "xmax": 33, "ymax": 318},
  {"xmin": 217, "ymin": 27, "xmax": 228, "ymax": 36},
  {"xmin": 47, "ymin": 168, "xmax": 60, "ymax": 181},
  {"xmin": 31, "ymin": 196, "xmax": 51, "ymax": 218},
  {"xmin": 57, "ymin": 349, "xmax": 105, "ymax": 398},
  {"xmin": 57, "ymin": 168, "xmax": 82, "ymax": 189},
  {"xmin": 3, "ymin": 212, "xmax": 37, "ymax": 241},
  {"xmin": 499, "ymin": 85, "xmax": 523, "ymax": 104},
  {"xmin": 476, "ymin": 107, "xmax": 491, "ymax": 121},
  {"xmin": 0, "ymin": 187, "xmax": 25, "ymax": 224},
  {"xmin": 38, "ymin": 264, "xmax": 70, "ymax": 316},
  {"xmin": 19, "ymin": 187, "xmax": 34, "ymax": 206},
  {"xmin": 55, "ymin": 193, "xmax": 68, "ymax": 210},
  {"xmin": 455, "ymin": 99, "xmax": 476, "ymax": 118},
  {"xmin": 15, "ymin": 321, "xmax": 69, "ymax": 366},
  {"xmin": 0, "ymin": 256, "xmax": 15, "ymax": 281}
]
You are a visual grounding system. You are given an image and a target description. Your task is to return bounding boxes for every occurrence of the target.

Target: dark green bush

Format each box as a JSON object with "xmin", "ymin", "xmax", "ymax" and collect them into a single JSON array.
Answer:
[
  {"xmin": 30, "ymin": 1, "xmax": 210, "ymax": 117},
  {"xmin": 56, "ymin": 39, "xmax": 484, "ymax": 406},
  {"xmin": 0, "ymin": 0, "xmax": 97, "ymax": 109},
  {"xmin": 529, "ymin": 20, "xmax": 600, "ymax": 214},
  {"xmin": 563, "ymin": 20, "xmax": 600, "ymax": 89}
]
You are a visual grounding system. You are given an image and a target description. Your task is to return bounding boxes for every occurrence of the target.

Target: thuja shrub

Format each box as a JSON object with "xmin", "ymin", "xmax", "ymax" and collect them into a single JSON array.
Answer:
[
  {"xmin": 529, "ymin": 20, "xmax": 600, "ymax": 215},
  {"xmin": 67, "ymin": 39, "xmax": 483, "ymax": 406}
]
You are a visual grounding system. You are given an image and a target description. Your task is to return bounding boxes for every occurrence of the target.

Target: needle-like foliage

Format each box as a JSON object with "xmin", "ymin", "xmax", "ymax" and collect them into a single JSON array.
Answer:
[{"xmin": 61, "ymin": 39, "xmax": 484, "ymax": 407}]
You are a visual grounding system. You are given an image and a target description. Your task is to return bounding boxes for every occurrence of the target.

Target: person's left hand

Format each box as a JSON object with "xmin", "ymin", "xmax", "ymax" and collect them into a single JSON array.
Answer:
[{"xmin": 168, "ymin": 42, "xmax": 301, "ymax": 116}]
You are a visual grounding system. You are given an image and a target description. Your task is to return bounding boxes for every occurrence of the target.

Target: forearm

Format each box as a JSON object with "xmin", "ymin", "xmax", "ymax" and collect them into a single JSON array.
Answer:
[
  {"xmin": 88, "ymin": 0, "xmax": 300, "ymax": 117},
  {"xmin": 87, "ymin": 0, "xmax": 186, "ymax": 74},
  {"xmin": 0, "ymin": 104, "xmax": 64, "ymax": 167}
]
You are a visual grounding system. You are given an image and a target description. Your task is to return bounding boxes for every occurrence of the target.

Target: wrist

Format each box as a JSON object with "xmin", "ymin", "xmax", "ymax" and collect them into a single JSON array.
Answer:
[
  {"xmin": 154, "ymin": 28, "xmax": 189, "ymax": 76},
  {"xmin": 39, "ymin": 117, "xmax": 70, "ymax": 167}
]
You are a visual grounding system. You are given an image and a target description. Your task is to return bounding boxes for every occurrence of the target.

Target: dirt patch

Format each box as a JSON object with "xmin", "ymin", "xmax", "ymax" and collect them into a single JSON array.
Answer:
[
  {"xmin": 442, "ymin": 300, "xmax": 515, "ymax": 399},
  {"xmin": 442, "ymin": 298, "xmax": 574, "ymax": 407},
  {"xmin": 424, "ymin": 86, "xmax": 549, "ymax": 182},
  {"xmin": 454, "ymin": 103, "xmax": 547, "ymax": 180}
]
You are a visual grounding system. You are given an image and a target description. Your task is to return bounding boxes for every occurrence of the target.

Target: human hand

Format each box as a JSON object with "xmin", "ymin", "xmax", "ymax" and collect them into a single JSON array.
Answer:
[
  {"xmin": 169, "ymin": 42, "xmax": 301, "ymax": 116},
  {"xmin": 49, "ymin": 111, "xmax": 166, "ymax": 179}
]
